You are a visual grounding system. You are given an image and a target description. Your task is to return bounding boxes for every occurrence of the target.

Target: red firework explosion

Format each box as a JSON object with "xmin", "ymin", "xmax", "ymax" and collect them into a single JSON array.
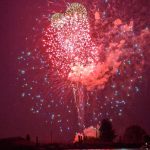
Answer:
[
  {"xmin": 40, "ymin": 3, "xmax": 146, "ymax": 129},
  {"xmin": 43, "ymin": 3, "xmax": 124, "ymax": 91},
  {"xmin": 18, "ymin": 1, "xmax": 149, "ymax": 133}
]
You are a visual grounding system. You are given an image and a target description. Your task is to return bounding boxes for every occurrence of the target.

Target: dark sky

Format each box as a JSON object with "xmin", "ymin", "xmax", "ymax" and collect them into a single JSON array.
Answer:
[
  {"xmin": 0, "ymin": 0, "xmax": 150, "ymax": 143},
  {"xmin": 0, "ymin": 0, "xmax": 55, "ymax": 143}
]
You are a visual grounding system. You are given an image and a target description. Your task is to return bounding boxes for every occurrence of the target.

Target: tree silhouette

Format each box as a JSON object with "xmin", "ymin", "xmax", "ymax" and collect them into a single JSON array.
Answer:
[
  {"xmin": 99, "ymin": 118, "xmax": 116, "ymax": 142},
  {"xmin": 26, "ymin": 134, "xmax": 31, "ymax": 141},
  {"xmin": 123, "ymin": 125, "xmax": 146, "ymax": 144}
]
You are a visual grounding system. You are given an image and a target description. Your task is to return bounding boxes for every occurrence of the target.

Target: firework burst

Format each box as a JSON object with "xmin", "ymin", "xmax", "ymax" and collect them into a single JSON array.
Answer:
[{"xmin": 17, "ymin": 1, "xmax": 149, "ymax": 133}]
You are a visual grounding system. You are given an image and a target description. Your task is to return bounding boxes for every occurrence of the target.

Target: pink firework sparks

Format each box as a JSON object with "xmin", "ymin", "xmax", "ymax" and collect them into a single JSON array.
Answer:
[
  {"xmin": 43, "ymin": 3, "xmax": 122, "ymax": 91},
  {"xmin": 17, "ymin": 1, "xmax": 149, "ymax": 133},
  {"xmin": 40, "ymin": 3, "xmax": 147, "ymax": 129}
]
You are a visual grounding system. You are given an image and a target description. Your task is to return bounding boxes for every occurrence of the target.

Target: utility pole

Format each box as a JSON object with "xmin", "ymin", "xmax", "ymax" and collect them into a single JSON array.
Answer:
[
  {"xmin": 50, "ymin": 114, "xmax": 54, "ymax": 144},
  {"xmin": 50, "ymin": 121, "xmax": 53, "ymax": 144}
]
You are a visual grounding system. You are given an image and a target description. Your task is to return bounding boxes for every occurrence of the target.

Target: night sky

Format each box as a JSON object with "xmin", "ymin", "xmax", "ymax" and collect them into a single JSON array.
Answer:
[{"xmin": 0, "ymin": 0, "xmax": 150, "ymax": 143}]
